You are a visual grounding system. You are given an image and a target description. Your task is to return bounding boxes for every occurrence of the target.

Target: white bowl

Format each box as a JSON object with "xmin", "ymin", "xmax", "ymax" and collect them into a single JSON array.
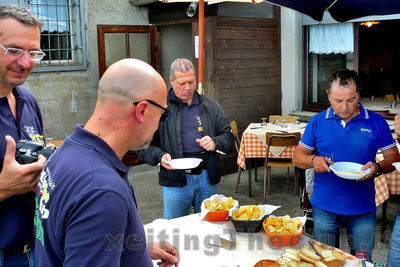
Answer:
[
  {"xmin": 167, "ymin": 158, "xmax": 202, "ymax": 169},
  {"xmin": 392, "ymin": 162, "xmax": 400, "ymax": 172},
  {"xmin": 330, "ymin": 162, "xmax": 370, "ymax": 180}
]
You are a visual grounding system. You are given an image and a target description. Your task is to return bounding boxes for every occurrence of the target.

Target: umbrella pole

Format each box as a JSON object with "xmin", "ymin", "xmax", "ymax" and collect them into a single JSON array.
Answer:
[{"xmin": 198, "ymin": 0, "xmax": 204, "ymax": 95}]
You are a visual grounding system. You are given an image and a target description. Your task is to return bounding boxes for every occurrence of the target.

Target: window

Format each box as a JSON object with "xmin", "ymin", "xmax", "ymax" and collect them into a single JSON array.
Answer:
[
  {"xmin": 13, "ymin": 0, "xmax": 87, "ymax": 71},
  {"xmin": 303, "ymin": 25, "xmax": 354, "ymax": 110}
]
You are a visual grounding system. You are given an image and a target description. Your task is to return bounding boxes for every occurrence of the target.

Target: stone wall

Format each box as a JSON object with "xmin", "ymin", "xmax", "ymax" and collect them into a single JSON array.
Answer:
[{"xmin": 24, "ymin": 0, "xmax": 149, "ymax": 140}]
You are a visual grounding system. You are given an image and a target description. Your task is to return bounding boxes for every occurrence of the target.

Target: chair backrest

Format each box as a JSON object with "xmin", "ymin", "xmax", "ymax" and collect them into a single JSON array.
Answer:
[
  {"xmin": 265, "ymin": 132, "xmax": 301, "ymax": 147},
  {"xmin": 230, "ymin": 120, "xmax": 241, "ymax": 153},
  {"xmin": 269, "ymin": 115, "xmax": 298, "ymax": 123}
]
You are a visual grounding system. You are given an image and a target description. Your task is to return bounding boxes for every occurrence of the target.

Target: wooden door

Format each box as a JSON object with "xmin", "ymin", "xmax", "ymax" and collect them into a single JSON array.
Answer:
[{"xmin": 97, "ymin": 25, "xmax": 156, "ymax": 78}]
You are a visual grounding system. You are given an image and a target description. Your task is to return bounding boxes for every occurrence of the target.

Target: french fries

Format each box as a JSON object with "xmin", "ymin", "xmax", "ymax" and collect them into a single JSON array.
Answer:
[
  {"xmin": 204, "ymin": 196, "xmax": 235, "ymax": 212},
  {"xmin": 232, "ymin": 205, "xmax": 265, "ymax": 220},
  {"xmin": 264, "ymin": 215, "xmax": 303, "ymax": 235}
]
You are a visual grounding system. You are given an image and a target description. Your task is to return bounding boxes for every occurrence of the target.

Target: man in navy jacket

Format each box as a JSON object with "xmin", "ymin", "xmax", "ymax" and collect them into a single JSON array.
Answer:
[
  {"xmin": 0, "ymin": 5, "xmax": 47, "ymax": 266},
  {"xmin": 138, "ymin": 58, "xmax": 234, "ymax": 219}
]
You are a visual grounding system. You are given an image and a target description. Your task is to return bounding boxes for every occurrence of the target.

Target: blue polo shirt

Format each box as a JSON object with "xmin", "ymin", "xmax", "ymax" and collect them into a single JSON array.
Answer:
[
  {"xmin": 170, "ymin": 91, "xmax": 204, "ymax": 153},
  {"xmin": 300, "ymin": 103, "xmax": 396, "ymax": 215},
  {"xmin": 0, "ymin": 86, "xmax": 44, "ymax": 251},
  {"xmin": 35, "ymin": 125, "xmax": 152, "ymax": 267}
]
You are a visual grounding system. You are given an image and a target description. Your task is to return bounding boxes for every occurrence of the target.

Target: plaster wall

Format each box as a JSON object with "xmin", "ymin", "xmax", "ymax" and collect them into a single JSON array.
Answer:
[
  {"xmin": 280, "ymin": 8, "xmax": 302, "ymax": 115},
  {"xmin": 23, "ymin": 0, "xmax": 149, "ymax": 140}
]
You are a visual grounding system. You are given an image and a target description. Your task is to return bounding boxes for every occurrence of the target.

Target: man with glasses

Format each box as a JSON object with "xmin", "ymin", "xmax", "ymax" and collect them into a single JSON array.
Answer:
[
  {"xmin": 138, "ymin": 58, "xmax": 234, "ymax": 219},
  {"xmin": 35, "ymin": 58, "xmax": 179, "ymax": 266},
  {"xmin": 0, "ymin": 5, "xmax": 47, "ymax": 266}
]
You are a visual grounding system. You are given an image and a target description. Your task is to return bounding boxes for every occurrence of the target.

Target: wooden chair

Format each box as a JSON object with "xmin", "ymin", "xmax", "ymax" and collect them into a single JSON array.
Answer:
[
  {"xmin": 269, "ymin": 115, "xmax": 298, "ymax": 124},
  {"xmin": 263, "ymin": 132, "xmax": 301, "ymax": 203},
  {"xmin": 230, "ymin": 121, "xmax": 243, "ymax": 193}
]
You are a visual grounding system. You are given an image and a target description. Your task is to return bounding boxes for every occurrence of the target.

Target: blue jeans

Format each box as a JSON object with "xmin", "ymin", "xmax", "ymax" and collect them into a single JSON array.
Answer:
[
  {"xmin": 312, "ymin": 206, "xmax": 376, "ymax": 262},
  {"xmin": 162, "ymin": 170, "xmax": 218, "ymax": 219},
  {"xmin": 388, "ymin": 214, "xmax": 400, "ymax": 266},
  {"xmin": 0, "ymin": 247, "xmax": 35, "ymax": 267}
]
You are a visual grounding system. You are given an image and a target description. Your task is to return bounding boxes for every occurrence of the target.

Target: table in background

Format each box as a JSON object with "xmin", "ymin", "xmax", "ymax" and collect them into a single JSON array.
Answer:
[{"xmin": 237, "ymin": 122, "xmax": 305, "ymax": 197}]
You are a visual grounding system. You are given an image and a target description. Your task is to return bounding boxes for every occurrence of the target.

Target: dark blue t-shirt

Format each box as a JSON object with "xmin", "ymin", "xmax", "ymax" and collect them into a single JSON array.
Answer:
[
  {"xmin": 0, "ymin": 86, "xmax": 44, "ymax": 251},
  {"xmin": 170, "ymin": 91, "xmax": 204, "ymax": 153},
  {"xmin": 35, "ymin": 125, "xmax": 152, "ymax": 267}
]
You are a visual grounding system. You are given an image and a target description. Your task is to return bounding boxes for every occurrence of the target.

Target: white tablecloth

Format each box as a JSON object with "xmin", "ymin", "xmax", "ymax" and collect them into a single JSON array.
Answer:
[{"xmin": 144, "ymin": 213, "xmax": 372, "ymax": 267}]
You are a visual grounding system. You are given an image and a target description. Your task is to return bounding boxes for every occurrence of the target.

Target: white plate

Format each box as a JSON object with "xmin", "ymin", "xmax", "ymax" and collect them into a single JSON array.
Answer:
[
  {"xmin": 393, "ymin": 162, "xmax": 400, "ymax": 172},
  {"xmin": 330, "ymin": 162, "xmax": 370, "ymax": 180},
  {"xmin": 167, "ymin": 158, "xmax": 202, "ymax": 169}
]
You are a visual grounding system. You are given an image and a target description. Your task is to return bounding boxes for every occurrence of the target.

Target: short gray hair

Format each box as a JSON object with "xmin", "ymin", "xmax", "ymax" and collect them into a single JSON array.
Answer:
[
  {"xmin": 170, "ymin": 58, "xmax": 196, "ymax": 80},
  {"xmin": 0, "ymin": 5, "xmax": 42, "ymax": 31}
]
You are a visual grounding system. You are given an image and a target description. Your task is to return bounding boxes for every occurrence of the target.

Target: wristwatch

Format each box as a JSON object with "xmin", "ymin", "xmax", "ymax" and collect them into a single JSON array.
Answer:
[{"xmin": 375, "ymin": 162, "xmax": 384, "ymax": 177}]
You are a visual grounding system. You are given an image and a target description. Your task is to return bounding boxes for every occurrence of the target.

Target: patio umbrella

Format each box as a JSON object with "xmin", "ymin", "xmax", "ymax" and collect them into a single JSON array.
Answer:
[
  {"xmin": 264, "ymin": 0, "xmax": 400, "ymax": 22},
  {"xmin": 160, "ymin": 0, "xmax": 263, "ymax": 94}
]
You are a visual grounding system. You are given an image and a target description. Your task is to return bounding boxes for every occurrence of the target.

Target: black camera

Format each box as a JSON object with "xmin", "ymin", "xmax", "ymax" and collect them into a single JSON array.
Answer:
[{"xmin": 16, "ymin": 140, "xmax": 56, "ymax": 164}]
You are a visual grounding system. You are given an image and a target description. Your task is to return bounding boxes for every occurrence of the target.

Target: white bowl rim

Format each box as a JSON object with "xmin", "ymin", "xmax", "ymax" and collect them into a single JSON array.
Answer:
[
  {"xmin": 167, "ymin": 158, "xmax": 202, "ymax": 169},
  {"xmin": 330, "ymin": 161, "xmax": 370, "ymax": 180}
]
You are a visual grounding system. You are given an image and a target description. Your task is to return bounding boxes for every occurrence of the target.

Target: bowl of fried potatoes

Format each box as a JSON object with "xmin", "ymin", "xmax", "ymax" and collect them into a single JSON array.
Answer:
[
  {"xmin": 263, "ymin": 215, "xmax": 306, "ymax": 246},
  {"xmin": 201, "ymin": 195, "xmax": 238, "ymax": 221},
  {"xmin": 230, "ymin": 205, "xmax": 268, "ymax": 232},
  {"xmin": 230, "ymin": 204, "xmax": 280, "ymax": 232}
]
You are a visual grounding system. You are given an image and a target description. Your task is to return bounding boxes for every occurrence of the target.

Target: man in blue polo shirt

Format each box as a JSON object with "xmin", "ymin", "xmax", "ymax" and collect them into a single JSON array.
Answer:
[
  {"xmin": 0, "ymin": 5, "xmax": 47, "ymax": 266},
  {"xmin": 35, "ymin": 59, "xmax": 179, "ymax": 267},
  {"xmin": 138, "ymin": 58, "xmax": 234, "ymax": 219},
  {"xmin": 293, "ymin": 69, "xmax": 399, "ymax": 262}
]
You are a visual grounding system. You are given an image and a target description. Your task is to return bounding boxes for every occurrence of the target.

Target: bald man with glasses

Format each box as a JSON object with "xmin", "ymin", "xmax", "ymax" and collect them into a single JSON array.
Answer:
[
  {"xmin": 35, "ymin": 58, "xmax": 179, "ymax": 267},
  {"xmin": 0, "ymin": 5, "xmax": 47, "ymax": 266}
]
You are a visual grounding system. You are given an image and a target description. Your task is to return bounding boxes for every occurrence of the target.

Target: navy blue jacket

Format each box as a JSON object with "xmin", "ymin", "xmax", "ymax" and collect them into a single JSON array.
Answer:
[{"xmin": 0, "ymin": 86, "xmax": 44, "ymax": 251}]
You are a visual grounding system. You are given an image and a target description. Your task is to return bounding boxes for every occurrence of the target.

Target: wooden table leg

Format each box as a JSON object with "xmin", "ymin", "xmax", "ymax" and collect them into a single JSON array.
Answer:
[
  {"xmin": 254, "ymin": 159, "xmax": 258, "ymax": 182},
  {"xmin": 248, "ymin": 159, "xmax": 252, "ymax": 197}
]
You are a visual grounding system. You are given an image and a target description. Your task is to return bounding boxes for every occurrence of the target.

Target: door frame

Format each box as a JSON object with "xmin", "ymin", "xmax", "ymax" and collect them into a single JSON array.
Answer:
[{"xmin": 97, "ymin": 25, "xmax": 156, "ymax": 78}]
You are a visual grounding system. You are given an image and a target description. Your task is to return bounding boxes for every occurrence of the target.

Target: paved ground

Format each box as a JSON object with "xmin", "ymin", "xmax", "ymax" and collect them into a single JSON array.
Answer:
[{"xmin": 129, "ymin": 164, "xmax": 399, "ymax": 264}]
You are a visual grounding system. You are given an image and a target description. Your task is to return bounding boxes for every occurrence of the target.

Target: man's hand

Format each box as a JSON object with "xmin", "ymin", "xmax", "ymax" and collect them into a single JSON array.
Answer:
[
  {"xmin": 0, "ymin": 135, "xmax": 47, "ymax": 201},
  {"xmin": 161, "ymin": 153, "xmax": 175, "ymax": 170},
  {"xmin": 311, "ymin": 155, "xmax": 333, "ymax": 173},
  {"xmin": 196, "ymin": 136, "xmax": 215, "ymax": 151},
  {"xmin": 148, "ymin": 241, "xmax": 179, "ymax": 267},
  {"xmin": 357, "ymin": 161, "xmax": 378, "ymax": 181},
  {"xmin": 395, "ymin": 114, "xmax": 400, "ymax": 136}
]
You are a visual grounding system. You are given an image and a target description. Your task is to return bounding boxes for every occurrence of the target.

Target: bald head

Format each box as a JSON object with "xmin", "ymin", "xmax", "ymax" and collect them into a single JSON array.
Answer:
[
  {"xmin": 98, "ymin": 58, "xmax": 165, "ymax": 104},
  {"xmin": 85, "ymin": 59, "xmax": 167, "ymax": 157}
]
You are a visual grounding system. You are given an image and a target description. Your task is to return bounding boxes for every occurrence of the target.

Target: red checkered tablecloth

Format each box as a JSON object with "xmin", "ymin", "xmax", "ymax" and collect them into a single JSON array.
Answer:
[
  {"xmin": 375, "ymin": 175, "xmax": 389, "ymax": 206},
  {"xmin": 381, "ymin": 171, "xmax": 400, "ymax": 195},
  {"xmin": 237, "ymin": 126, "xmax": 399, "ymax": 206},
  {"xmin": 237, "ymin": 131, "xmax": 295, "ymax": 170}
]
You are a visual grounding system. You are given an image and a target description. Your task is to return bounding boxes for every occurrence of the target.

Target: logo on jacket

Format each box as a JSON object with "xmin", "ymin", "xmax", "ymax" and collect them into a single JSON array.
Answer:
[
  {"xmin": 196, "ymin": 116, "xmax": 203, "ymax": 132},
  {"xmin": 24, "ymin": 125, "xmax": 44, "ymax": 143}
]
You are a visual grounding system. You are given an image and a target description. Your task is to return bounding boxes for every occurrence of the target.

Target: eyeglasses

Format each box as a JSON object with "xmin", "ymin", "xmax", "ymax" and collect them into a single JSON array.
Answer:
[
  {"xmin": 0, "ymin": 43, "xmax": 46, "ymax": 62},
  {"xmin": 133, "ymin": 99, "xmax": 171, "ymax": 123}
]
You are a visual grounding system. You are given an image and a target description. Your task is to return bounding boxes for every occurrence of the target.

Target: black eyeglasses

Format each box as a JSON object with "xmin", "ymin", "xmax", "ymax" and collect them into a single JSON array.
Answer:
[{"xmin": 133, "ymin": 99, "xmax": 171, "ymax": 123}]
